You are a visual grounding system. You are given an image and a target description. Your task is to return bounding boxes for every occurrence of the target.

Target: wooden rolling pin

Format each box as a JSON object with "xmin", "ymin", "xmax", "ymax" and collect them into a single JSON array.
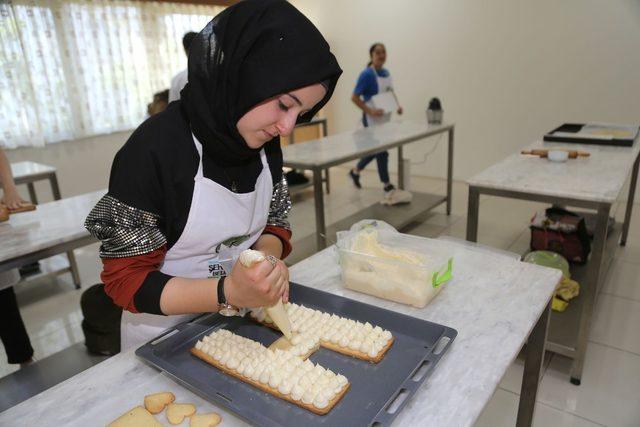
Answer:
[{"xmin": 521, "ymin": 149, "xmax": 590, "ymax": 159}]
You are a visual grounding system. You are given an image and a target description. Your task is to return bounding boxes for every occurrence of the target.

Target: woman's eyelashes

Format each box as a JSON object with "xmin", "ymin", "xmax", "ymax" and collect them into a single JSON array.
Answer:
[
  {"xmin": 278, "ymin": 100, "xmax": 291, "ymax": 112},
  {"xmin": 278, "ymin": 98, "xmax": 308, "ymax": 117}
]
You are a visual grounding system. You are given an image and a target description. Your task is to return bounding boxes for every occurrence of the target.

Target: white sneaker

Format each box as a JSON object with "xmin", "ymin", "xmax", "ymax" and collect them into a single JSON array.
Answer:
[{"xmin": 381, "ymin": 188, "xmax": 413, "ymax": 205}]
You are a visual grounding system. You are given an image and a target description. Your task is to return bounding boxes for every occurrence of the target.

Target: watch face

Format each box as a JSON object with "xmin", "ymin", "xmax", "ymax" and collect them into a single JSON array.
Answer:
[{"xmin": 219, "ymin": 305, "xmax": 239, "ymax": 317}]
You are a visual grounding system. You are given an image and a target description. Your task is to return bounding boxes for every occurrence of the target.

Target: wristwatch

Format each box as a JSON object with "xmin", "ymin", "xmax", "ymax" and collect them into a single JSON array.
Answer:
[{"xmin": 217, "ymin": 276, "xmax": 240, "ymax": 316}]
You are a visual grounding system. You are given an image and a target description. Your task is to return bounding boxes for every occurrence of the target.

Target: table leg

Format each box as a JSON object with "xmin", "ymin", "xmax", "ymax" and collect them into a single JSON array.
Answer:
[
  {"xmin": 313, "ymin": 169, "xmax": 327, "ymax": 250},
  {"xmin": 48, "ymin": 173, "xmax": 62, "ymax": 200},
  {"xmin": 466, "ymin": 186, "xmax": 480, "ymax": 242},
  {"xmin": 569, "ymin": 204, "xmax": 611, "ymax": 385},
  {"xmin": 320, "ymin": 120, "xmax": 329, "ymax": 195},
  {"xmin": 516, "ymin": 301, "xmax": 551, "ymax": 427},
  {"xmin": 447, "ymin": 127, "xmax": 454, "ymax": 215},
  {"xmin": 49, "ymin": 172, "xmax": 81, "ymax": 288},
  {"xmin": 67, "ymin": 251, "xmax": 82, "ymax": 289},
  {"xmin": 324, "ymin": 168, "xmax": 331, "ymax": 194},
  {"xmin": 397, "ymin": 145, "xmax": 404, "ymax": 190},
  {"xmin": 27, "ymin": 183, "xmax": 38, "ymax": 204},
  {"xmin": 620, "ymin": 154, "xmax": 639, "ymax": 246}
]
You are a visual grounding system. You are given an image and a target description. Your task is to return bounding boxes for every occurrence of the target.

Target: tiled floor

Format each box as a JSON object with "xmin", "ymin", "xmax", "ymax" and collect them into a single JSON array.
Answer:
[{"xmin": 2, "ymin": 165, "xmax": 639, "ymax": 426}]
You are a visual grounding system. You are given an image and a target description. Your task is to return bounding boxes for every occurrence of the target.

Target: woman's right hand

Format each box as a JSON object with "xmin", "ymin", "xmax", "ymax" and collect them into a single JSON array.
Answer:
[
  {"xmin": 367, "ymin": 107, "xmax": 384, "ymax": 117},
  {"xmin": 224, "ymin": 257, "xmax": 287, "ymax": 308}
]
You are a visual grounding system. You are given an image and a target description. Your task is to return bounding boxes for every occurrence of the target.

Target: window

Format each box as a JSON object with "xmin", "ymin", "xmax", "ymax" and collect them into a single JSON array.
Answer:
[{"xmin": 0, "ymin": 0, "xmax": 223, "ymax": 149}]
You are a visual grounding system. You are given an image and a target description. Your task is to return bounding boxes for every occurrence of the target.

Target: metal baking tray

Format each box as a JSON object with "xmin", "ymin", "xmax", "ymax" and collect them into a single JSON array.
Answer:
[
  {"xmin": 543, "ymin": 123, "xmax": 638, "ymax": 147},
  {"xmin": 136, "ymin": 282, "xmax": 457, "ymax": 426}
]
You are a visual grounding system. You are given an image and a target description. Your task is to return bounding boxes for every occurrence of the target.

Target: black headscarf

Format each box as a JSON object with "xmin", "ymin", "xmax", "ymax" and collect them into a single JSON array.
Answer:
[{"xmin": 181, "ymin": 0, "xmax": 342, "ymax": 189}]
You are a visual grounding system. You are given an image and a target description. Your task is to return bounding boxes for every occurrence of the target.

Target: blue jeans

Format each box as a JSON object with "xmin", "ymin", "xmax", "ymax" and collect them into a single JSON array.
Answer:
[{"xmin": 356, "ymin": 151, "xmax": 390, "ymax": 184}]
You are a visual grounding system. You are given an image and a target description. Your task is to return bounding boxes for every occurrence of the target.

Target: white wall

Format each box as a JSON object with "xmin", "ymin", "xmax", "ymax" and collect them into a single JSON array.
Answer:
[
  {"xmin": 4, "ymin": 1, "xmax": 640, "ymax": 204},
  {"xmin": 293, "ymin": 0, "xmax": 640, "ymax": 198},
  {"xmin": 5, "ymin": 131, "xmax": 132, "ymax": 202}
]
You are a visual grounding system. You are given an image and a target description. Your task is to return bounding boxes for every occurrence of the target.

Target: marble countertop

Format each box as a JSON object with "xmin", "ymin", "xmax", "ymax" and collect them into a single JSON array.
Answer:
[
  {"xmin": 467, "ymin": 139, "xmax": 640, "ymax": 203},
  {"xmin": 282, "ymin": 120, "xmax": 452, "ymax": 169},
  {"xmin": 0, "ymin": 190, "xmax": 105, "ymax": 270},
  {"xmin": 0, "ymin": 235, "xmax": 559, "ymax": 426},
  {"xmin": 11, "ymin": 161, "xmax": 57, "ymax": 180}
]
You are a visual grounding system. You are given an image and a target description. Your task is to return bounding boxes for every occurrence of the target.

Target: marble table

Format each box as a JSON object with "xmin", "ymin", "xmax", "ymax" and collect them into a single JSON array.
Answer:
[
  {"xmin": 0, "ymin": 190, "xmax": 104, "ymax": 276},
  {"xmin": 0, "ymin": 236, "xmax": 560, "ymax": 427},
  {"xmin": 282, "ymin": 120, "xmax": 454, "ymax": 251},
  {"xmin": 466, "ymin": 138, "xmax": 640, "ymax": 385},
  {"xmin": 10, "ymin": 161, "xmax": 82, "ymax": 287}
]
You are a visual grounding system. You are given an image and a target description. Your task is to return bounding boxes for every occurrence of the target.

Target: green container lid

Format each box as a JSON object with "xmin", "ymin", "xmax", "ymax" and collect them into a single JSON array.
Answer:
[{"xmin": 523, "ymin": 250, "xmax": 570, "ymax": 279}]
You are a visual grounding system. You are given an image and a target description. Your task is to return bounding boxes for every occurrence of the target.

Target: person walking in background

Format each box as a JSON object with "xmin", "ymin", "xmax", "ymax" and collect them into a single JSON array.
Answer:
[
  {"xmin": 168, "ymin": 32, "xmax": 198, "ymax": 103},
  {"xmin": 0, "ymin": 147, "xmax": 35, "ymax": 367},
  {"xmin": 349, "ymin": 43, "xmax": 410, "ymax": 205}
]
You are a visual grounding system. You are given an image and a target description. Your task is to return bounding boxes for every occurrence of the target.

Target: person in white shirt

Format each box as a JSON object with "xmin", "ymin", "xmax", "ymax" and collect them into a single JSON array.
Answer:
[{"xmin": 168, "ymin": 32, "xmax": 198, "ymax": 103}]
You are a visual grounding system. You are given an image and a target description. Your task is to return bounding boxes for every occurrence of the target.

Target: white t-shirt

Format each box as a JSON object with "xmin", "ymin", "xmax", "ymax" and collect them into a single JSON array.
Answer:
[
  {"xmin": 169, "ymin": 69, "xmax": 188, "ymax": 103},
  {"xmin": 0, "ymin": 268, "xmax": 20, "ymax": 291}
]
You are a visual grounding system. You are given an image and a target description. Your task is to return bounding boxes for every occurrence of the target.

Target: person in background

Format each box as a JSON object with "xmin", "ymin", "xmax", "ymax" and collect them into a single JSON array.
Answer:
[
  {"xmin": 349, "ymin": 43, "xmax": 410, "ymax": 205},
  {"xmin": 0, "ymin": 147, "xmax": 35, "ymax": 367},
  {"xmin": 169, "ymin": 32, "xmax": 198, "ymax": 103},
  {"xmin": 147, "ymin": 89, "xmax": 169, "ymax": 116}
]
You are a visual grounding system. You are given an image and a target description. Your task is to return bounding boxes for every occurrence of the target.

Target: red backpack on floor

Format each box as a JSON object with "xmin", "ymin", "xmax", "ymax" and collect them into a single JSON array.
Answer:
[{"xmin": 530, "ymin": 207, "xmax": 591, "ymax": 264}]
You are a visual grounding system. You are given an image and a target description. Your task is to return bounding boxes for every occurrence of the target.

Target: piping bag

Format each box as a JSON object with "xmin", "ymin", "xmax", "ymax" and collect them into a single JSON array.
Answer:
[{"xmin": 238, "ymin": 249, "xmax": 293, "ymax": 341}]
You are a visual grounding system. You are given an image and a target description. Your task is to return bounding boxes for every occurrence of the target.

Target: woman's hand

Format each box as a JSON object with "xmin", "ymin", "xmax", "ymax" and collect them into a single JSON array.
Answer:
[
  {"xmin": 225, "ymin": 257, "xmax": 289, "ymax": 308},
  {"xmin": 397, "ymin": 106, "xmax": 403, "ymax": 115},
  {"xmin": 367, "ymin": 107, "xmax": 385, "ymax": 117},
  {"xmin": 1, "ymin": 187, "xmax": 26, "ymax": 210}
]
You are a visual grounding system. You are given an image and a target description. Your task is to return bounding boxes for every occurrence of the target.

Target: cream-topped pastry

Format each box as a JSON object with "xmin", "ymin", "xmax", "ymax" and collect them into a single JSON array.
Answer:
[
  {"xmin": 250, "ymin": 302, "xmax": 394, "ymax": 362},
  {"xmin": 195, "ymin": 301, "xmax": 395, "ymax": 414},
  {"xmin": 192, "ymin": 329, "xmax": 349, "ymax": 413}
]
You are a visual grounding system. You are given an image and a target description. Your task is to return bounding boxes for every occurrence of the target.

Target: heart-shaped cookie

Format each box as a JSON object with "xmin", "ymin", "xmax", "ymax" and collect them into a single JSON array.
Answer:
[
  {"xmin": 144, "ymin": 391, "xmax": 175, "ymax": 414},
  {"xmin": 107, "ymin": 406, "xmax": 162, "ymax": 427},
  {"xmin": 189, "ymin": 412, "xmax": 222, "ymax": 427},
  {"xmin": 166, "ymin": 403, "xmax": 196, "ymax": 425}
]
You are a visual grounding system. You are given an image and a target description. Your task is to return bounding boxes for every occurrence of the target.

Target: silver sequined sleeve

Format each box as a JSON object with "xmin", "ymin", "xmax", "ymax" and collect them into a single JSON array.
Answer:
[
  {"xmin": 267, "ymin": 175, "xmax": 292, "ymax": 230},
  {"xmin": 85, "ymin": 195, "xmax": 167, "ymax": 258}
]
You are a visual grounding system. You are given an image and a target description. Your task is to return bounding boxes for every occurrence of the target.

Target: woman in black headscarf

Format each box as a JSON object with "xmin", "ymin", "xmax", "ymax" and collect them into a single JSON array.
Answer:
[{"xmin": 85, "ymin": 0, "xmax": 342, "ymax": 351}]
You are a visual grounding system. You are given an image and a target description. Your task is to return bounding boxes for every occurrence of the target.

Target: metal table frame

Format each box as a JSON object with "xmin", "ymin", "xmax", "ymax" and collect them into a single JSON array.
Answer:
[
  {"xmin": 13, "ymin": 164, "xmax": 62, "ymax": 203},
  {"xmin": 288, "ymin": 118, "xmax": 331, "ymax": 194},
  {"xmin": 466, "ymin": 151, "xmax": 640, "ymax": 386},
  {"xmin": 517, "ymin": 301, "xmax": 551, "ymax": 427},
  {"xmin": 0, "ymin": 235, "xmax": 96, "ymax": 275},
  {"xmin": 10, "ymin": 162, "xmax": 81, "ymax": 287},
  {"xmin": 285, "ymin": 123, "xmax": 455, "ymax": 250}
]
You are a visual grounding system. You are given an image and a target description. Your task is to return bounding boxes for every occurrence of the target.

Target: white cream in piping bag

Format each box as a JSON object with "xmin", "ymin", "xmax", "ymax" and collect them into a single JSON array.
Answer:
[{"xmin": 239, "ymin": 249, "xmax": 293, "ymax": 340}]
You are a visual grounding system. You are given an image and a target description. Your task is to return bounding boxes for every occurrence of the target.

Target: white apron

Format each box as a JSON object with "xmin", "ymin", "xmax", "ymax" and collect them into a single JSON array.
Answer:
[
  {"xmin": 364, "ymin": 67, "xmax": 394, "ymax": 127},
  {"xmin": 121, "ymin": 135, "xmax": 273, "ymax": 351}
]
